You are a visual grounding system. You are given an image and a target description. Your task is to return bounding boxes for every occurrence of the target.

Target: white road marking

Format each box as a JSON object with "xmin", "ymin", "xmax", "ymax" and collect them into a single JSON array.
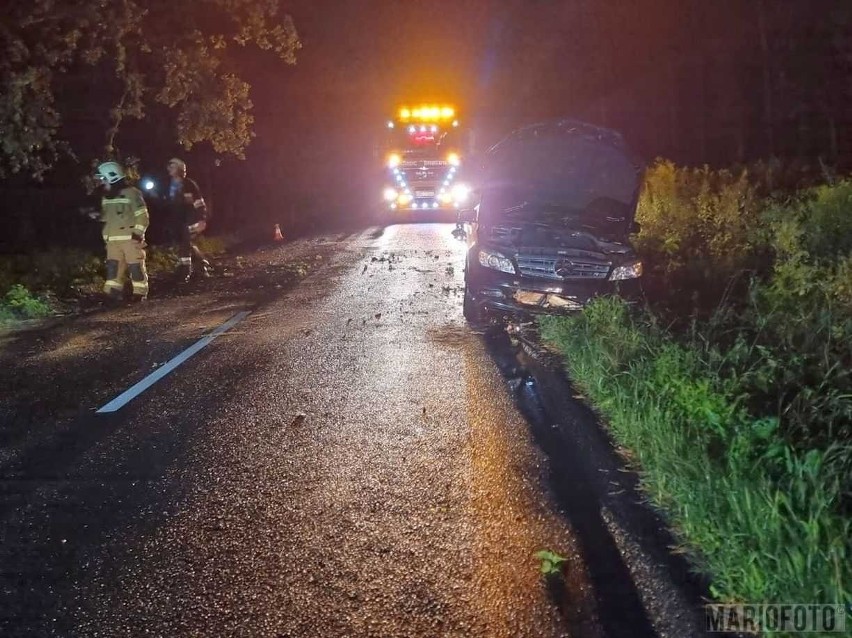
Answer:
[{"xmin": 96, "ymin": 310, "xmax": 251, "ymax": 414}]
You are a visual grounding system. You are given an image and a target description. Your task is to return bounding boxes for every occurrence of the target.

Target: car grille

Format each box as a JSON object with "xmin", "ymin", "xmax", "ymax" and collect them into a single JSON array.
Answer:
[{"xmin": 516, "ymin": 255, "xmax": 610, "ymax": 280}]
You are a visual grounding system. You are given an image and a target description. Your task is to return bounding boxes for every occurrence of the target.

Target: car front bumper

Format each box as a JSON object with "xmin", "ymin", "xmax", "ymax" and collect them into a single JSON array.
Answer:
[{"xmin": 468, "ymin": 266, "xmax": 641, "ymax": 317}]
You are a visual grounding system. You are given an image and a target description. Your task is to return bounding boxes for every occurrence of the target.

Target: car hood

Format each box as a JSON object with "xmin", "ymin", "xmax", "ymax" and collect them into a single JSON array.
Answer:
[{"xmin": 476, "ymin": 119, "xmax": 643, "ymax": 240}]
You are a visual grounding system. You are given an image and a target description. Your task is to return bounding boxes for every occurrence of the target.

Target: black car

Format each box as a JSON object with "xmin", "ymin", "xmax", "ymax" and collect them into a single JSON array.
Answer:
[{"xmin": 457, "ymin": 119, "xmax": 644, "ymax": 323}]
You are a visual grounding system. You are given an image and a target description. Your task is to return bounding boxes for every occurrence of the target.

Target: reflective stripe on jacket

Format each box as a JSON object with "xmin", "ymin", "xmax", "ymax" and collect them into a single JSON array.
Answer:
[{"xmin": 100, "ymin": 186, "xmax": 149, "ymax": 242}]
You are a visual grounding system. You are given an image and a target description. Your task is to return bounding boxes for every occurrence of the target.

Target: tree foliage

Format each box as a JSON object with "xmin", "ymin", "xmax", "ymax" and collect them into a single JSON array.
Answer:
[{"xmin": 0, "ymin": 0, "xmax": 300, "ymax": 178}]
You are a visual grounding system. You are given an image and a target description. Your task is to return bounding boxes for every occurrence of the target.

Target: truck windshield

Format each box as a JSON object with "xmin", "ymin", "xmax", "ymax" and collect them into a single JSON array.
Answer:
[{"xmin": 386, "ymin": 127, "xmax": 461, "ymax": 156}]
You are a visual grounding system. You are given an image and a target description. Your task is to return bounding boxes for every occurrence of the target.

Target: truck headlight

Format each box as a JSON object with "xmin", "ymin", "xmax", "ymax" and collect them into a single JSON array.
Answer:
[
  {"xmin": 383, "ymin": 187, "xmax": 398, "ymax": 202},
  {"xmin": 609, "ymin": 261, "xmax": 643, "ymax": 280},
  {"xmin": 447, "ymin": 152, "xmax": 461, "ymax": 166},
  {"xmin": 451, "ymin": 183, "xmax": 470, "ymax": 203},
  {"xmin": 387, "ymin": 153, "xmax": 401, "ymax": 169},
  {"xmin": 478, "ymin": 249, "xmax": 515, "ymax": 274},
  {"xmin": 398, "ymin": 193, "xmax": 412, "ymax": 206}
]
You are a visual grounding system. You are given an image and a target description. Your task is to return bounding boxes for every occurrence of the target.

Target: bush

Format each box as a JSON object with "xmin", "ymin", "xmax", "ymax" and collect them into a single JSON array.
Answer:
[
  {"xmin": 710, "ymin": 183, "xmax": 852, "ymax": 448},
  {"xmin": 0, "ymin": 249, "xmax": 103, "ymax": 298},
  {"xmin": 635, "ymin": 160, "xmax": 768, "ymax": 318},
  {"xmin": 635, "ymin": 166, "xmax": 852, "ymax": 449},
  {"xmin": 0, "ymin": 284, "xmax": 53, "ymax": 322},
  {"xmin": 194, "ymin": 234, "xmax": 229, "ymax": 257},
  {"xmin": 636, "ymin": 160, "xmax": 761, "ymax": 268},
  {"xmin": 145, "ymin": 245, "xmax": 179, "ymax": 276}
]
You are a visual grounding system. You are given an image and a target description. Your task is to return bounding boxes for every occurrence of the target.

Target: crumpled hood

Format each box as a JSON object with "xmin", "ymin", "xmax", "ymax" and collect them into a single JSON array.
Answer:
[{"xmin": 477, "ymin": 119, "xmax": 643, "ymax": 239}]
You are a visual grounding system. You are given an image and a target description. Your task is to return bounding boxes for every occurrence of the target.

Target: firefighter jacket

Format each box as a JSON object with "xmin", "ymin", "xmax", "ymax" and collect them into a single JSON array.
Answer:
[
  {"xmin": 168, "ymin": 177, "xmax": 208, "ymax": 228},
  {"xmin": 100, "ymin": 186, "xmax": 149, "ymax": 242}
]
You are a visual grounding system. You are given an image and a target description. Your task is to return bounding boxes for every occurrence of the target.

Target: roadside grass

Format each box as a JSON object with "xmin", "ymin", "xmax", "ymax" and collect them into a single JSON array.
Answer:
[{"xmin": 540, "ymin": 300, "xmax": 851, "ymax": 609}]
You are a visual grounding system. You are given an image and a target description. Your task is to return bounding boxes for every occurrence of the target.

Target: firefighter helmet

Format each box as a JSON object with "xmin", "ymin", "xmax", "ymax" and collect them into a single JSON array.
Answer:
[{"xmin": 96, "ymin": 161, "xmax": 125, "ymax": 184}]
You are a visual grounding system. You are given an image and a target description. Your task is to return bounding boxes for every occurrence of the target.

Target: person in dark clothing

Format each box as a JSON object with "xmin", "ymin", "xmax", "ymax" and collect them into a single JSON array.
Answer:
[{"xmin": 166, "ymin": 157, "xmax": 210, "ymax": 282}]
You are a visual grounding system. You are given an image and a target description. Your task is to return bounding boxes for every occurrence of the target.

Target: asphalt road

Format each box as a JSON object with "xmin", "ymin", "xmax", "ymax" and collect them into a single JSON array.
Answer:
[{"xmin": 0, "ymin": 223, "xmax": 713, "ymax": 637}]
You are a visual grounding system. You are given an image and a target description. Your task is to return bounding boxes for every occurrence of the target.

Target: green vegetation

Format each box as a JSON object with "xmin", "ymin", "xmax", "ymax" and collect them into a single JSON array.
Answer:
[
  {"xmin": 0, "ymin": 233, "xmax": 238, "ymax": 325},
  {"xmin": 0, "ymin": 284, "xmax": 53, "ymax": 322},
  {"xmin": 0, "ymin": 249, "xmax": 103, "ymax": 299},
  {"xmin": 0, "ymin": 233, "xmax": 235, "ymax": 301},
  {"xmin": 541, "ymin": 162, "xmax": 852, "ymax": 609},
  {"xmin": 194, "ymin": 235, "xmax": 230, "ymax": 258},
  {"xmin": 2, "ymin": 1, "xmax": 300, "ymax": 179},
  {"xmin": 534, "ymin": 550, "xmax": 567, "ymax": 577}
]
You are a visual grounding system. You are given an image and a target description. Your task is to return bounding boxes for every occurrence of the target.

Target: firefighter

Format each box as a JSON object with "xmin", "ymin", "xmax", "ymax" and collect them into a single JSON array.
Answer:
[
  {"xmin": 166, "ymin": 157, "xmax": 210, "ymax": 282},
  {"xmin": 96, "ymin": 161, "xmax": 149, "ymax": 301}
]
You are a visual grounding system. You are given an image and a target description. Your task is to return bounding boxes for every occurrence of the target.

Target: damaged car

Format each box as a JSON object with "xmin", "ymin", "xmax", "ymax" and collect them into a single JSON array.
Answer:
[{"xmin": 456, "ymin": 119, "xmax": 644, "ymax": 323}]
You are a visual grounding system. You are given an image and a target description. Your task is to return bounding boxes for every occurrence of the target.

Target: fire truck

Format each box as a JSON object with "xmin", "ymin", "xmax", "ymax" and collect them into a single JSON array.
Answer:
[{"xmin": 379, "ymin": 104, "xmax": 471, "ymax": 213}]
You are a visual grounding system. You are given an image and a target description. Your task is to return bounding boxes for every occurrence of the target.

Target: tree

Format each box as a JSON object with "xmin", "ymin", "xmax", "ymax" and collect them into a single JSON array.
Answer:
[{"xmin": 0, "ymin": 0, "xmax": 300, "ymax": 179}]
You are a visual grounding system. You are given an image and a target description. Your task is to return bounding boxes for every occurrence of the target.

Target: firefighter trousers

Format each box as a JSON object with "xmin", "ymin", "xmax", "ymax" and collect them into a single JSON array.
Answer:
[{"xmin": 104, "ymin": 240, "xmax": 148, "ymax": 299}]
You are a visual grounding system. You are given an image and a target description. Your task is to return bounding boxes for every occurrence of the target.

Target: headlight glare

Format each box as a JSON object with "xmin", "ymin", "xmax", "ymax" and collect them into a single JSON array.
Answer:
[
  {"xmin": 478, "ymin": 249, "xmax": 515, "ymax": 274},
  {"xmin": 609, "ymin": 261, "xmax": 643, "ymax": 280},
  {"xmin": 451, "ymin": 183, "xmax": 470, "ymax": 203},
  {"xmin": 383, "ymin": 188, "xmax": 398, "ymax": 202}
]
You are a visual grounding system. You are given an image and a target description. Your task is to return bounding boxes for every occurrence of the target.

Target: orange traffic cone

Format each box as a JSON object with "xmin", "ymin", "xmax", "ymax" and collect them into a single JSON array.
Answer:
[{"xmin": 273, "ymin": 223, "xmax": 284, "ymax": 242}]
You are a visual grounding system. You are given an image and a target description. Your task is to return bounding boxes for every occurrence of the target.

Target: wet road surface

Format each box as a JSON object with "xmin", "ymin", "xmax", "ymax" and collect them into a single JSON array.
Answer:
[{"xmin": 0, "ymin": 224, "xmax": 712, "ymax": 637}]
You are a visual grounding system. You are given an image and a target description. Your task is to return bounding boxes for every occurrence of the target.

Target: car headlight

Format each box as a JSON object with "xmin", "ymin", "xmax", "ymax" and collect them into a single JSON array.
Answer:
[
  {"xmin": 478, "ymin": 249, "xmax": 516, "ymax": 274},
  {"xmin": 383, "ymin": 187, "xmax": 398, "ymax": 202},
  {"xmin": 609, "ymin": 261, "xmax": 643, "ymax": 280}
]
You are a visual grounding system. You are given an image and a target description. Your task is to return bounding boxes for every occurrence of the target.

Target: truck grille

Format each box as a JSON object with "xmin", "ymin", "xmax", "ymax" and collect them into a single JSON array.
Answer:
[
  {"xmin": 401, "ymin": 159, "xmax": 448, "ymax": 168},
  {"xmin": 405, "ymin": 168, "xmax": 443, "ymax": 181},
  {"xmin": 516, "ymin": 255, "xmax": 610, "ymax": 280}
]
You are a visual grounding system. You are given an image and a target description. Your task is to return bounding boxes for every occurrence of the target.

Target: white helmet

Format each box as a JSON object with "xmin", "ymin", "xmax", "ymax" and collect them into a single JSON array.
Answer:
[{"xmin": 96, "ymin": 161, "xmax": 125, "ymax": 184}]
